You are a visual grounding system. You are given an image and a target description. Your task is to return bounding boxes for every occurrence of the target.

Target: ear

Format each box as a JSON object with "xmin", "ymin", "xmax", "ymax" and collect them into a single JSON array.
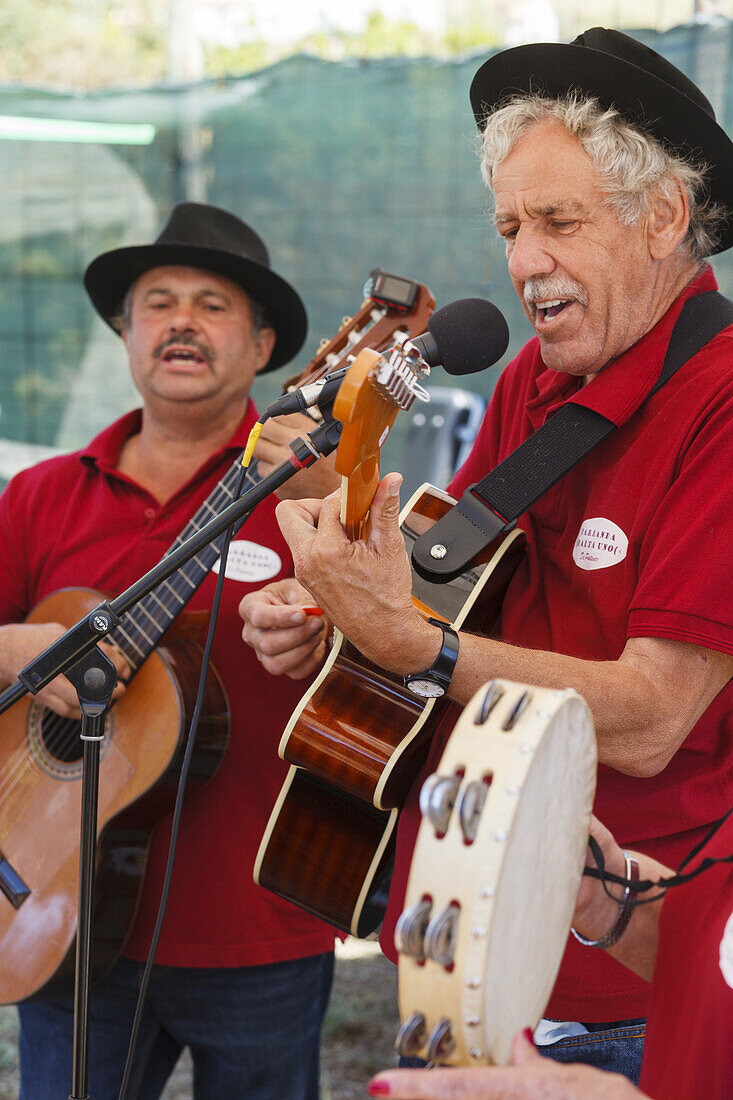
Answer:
[
  {"xmin": 647, "ymin": 179, "xmax": 690, "ymax": 260},
  {"xmin": 254, "ymin": 326, "xmax": 277, "ymax": 374}
]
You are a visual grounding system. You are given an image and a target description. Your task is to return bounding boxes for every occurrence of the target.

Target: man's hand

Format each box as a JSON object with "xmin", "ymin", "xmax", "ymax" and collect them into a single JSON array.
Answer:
[
  {"xmin": 367, "ymin": 1030, "xmax": 645, "ymax": 1098},
  {"xmin": 0, "ymin": 622, "xmax": 130, "ymax": 719},
  {"xmin": 275, "ymin": 473, "xmax": 442, "ymax": 675},
  {"xmin": 253, "ymin": 411, "xmax": 341, "ymax": 500},
  {"xmin": 239, "ymin": 577, "xmax": 329, "ymax": 679}
]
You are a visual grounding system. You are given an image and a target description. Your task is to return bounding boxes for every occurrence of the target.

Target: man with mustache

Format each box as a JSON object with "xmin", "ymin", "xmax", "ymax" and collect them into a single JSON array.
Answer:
[
  {"xmin": 0, "ymin": 202, "xmax": 338, "ymax": 1098},
  {"xmin": 240, "ymin": 30, "xmax": 733, "ymax": 1084}
]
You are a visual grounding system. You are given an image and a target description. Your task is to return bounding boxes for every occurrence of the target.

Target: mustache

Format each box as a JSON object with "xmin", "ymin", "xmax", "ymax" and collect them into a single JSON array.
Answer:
[
  {"xmin": 523, "ymin": 276, "xmax": 588, "ymax": 308},
  {"xmin": 153, "ymin": 333, "xmax": 214, "ymax": 361}
]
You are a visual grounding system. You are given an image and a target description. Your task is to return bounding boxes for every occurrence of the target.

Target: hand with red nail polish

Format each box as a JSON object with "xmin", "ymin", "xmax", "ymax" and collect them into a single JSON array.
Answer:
[{"xmin": 366, "ymin": 1027, "xmax": 647, "ymax": 1098}]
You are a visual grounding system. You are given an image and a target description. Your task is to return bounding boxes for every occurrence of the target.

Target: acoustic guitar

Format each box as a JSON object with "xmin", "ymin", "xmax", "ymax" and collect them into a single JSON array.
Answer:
[
  {"xmin": 0, "ymin": 271, "xmax": 435, "ymax": 1004},
  {"xmin": 254, "ymin": 372, "xmax": 527, "ymax": 938}
]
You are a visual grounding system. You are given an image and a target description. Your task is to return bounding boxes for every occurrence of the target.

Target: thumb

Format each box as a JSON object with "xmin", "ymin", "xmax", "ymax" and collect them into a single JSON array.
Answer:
[
  {"xmin": 510, "ymin": 1028, "xmax": 540, "ymax": 1067},
  {"xmin": 368, "ymin": 472, "xmax": 403, "ymax": 552}
]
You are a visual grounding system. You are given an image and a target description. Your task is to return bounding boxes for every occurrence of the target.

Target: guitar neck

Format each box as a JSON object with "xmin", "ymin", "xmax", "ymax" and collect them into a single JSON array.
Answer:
[
  {"xmin": 335, "ymin": 347, "xmax": 429, "ymax": 543},
  {"xmin": 108, "ymin": 456, "xmax": 254, "ymax": 672},
  {"xmin": 109, "ymin": 276, "xmax": 435, "ymax": 671}
]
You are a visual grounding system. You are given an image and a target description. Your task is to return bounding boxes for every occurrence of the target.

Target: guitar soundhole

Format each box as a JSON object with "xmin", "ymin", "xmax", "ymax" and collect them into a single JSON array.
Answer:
[{"xmin": 27, "ymin": 702, "xmax": 111, "ymax": 777}]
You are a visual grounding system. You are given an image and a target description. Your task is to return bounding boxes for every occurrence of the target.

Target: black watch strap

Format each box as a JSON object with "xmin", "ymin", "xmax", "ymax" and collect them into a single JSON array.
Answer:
[{"xmin": 403, "ymin": 617, "xmax": 460, "ymax": 697}]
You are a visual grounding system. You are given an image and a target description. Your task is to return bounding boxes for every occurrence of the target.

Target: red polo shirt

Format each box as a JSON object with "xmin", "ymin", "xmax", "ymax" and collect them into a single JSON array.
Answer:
[
  {"xmin": 639, "ymin": 812, "xmax": 733, "ymax": 1098},
  {"xmin": 381, "ymin": 266, "xmax": 733, "ymax": 1020},
  {"xmin": 0, "ymin": 404, "xmax": 335, "ymax": 967}
]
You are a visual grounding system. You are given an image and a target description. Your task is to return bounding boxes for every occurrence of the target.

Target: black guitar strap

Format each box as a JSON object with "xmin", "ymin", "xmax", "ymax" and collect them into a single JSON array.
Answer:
[{"xmin": 412, "ymin": 290, "xmax": 733, "ymax": 582}]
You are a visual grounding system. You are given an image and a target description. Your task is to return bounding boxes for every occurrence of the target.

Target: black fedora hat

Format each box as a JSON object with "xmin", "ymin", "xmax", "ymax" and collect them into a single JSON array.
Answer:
[
  {"xmin": 84, "ymin": 202, "xmax": 307, "ymax": 372},
  {"xmin": 470, "ymin": 27, "xmax": 733, "ymax": 255}
]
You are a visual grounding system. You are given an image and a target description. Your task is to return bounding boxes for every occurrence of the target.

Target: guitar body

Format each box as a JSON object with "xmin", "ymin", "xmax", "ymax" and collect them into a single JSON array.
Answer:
[
  {"xmin": 0, "ymin": 270, "xmax": 434, "ymax": 997},
  {"xmin": 255, "ymin": 485, "xmax": 526, "ymax": 936},
  {"xmin": 256, "ymin": 767, "xmax": 398, "ymax": 938},
  {"xmin": 0, "ymin": 587, "xmax": 229, "ymax": 1004}
]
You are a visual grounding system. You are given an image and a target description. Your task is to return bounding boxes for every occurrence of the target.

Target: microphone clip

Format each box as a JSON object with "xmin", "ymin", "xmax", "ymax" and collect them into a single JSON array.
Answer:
[{"xmin": 263, "ymin": 366, "xmax": 350, "ymax": 420}]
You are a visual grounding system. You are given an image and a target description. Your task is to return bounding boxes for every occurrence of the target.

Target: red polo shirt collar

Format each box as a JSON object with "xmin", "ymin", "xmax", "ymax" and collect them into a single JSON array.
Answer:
[
  {"xmin": 526, "ymin": 265, "xmax": 717, "ymax": 431},
  {"xmin": 78, "ymin": 402, "xmax": 258, "ymax": 498}
]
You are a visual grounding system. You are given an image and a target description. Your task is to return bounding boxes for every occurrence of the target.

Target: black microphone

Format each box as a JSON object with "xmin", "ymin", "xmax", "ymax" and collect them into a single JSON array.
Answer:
[
  {"xmin": 263, "ymin": 297, "xmax": 509, "ymax": 420},
  {"xmin": 409, "ymin": 298, "xmax": 509, "ymax": 375}
]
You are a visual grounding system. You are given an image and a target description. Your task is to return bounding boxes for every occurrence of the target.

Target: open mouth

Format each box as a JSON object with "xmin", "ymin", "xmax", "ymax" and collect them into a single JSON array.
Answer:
[
  {"xmin": 535, "ymin": 298, "xmax": 574, "ymax": 321},
  {"xmin": 160, "ymin": 346, "xmax": 208, "ymax": 366}
]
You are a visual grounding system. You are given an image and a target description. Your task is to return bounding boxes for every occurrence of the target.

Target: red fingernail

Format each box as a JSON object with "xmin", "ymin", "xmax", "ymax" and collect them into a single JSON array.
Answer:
[
  {"xmin": 302, "ymin": 606, "xmax": 323, "ymax": 616},
  {"xmin": 522, "ymin": 1027, "xmax": 535, "ymax": 1046},
  {"xmin": 368, "ymin": 1083, "xmax": 391, "ymax": 1096}
]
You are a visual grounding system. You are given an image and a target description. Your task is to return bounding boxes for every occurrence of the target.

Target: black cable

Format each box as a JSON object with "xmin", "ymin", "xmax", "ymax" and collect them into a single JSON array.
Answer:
[
  {"xmin": 117, "ymin": 462, "xmax": 249, "ymax": 1100},
  {"xmin": 583, "ymin": 806, "xmax": 733, "ymax": 909}
]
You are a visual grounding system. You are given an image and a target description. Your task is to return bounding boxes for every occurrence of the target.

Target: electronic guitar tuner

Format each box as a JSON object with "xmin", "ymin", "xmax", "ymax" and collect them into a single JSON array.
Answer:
[{"xmin": 366, "ymin": 268, "xmax": 419, "ymax": 311}]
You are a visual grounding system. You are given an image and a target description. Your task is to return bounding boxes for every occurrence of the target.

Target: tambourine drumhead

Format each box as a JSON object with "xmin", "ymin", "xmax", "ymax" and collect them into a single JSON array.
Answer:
[{"xmin": 396, "ymin": 679, "xmax": 597, "ymax": 1067}]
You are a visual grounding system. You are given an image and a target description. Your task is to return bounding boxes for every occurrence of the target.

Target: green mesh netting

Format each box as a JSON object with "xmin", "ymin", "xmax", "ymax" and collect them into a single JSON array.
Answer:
[{"xmin": 2, "ymin": 20, "xmax": 733, "ymax": 480}]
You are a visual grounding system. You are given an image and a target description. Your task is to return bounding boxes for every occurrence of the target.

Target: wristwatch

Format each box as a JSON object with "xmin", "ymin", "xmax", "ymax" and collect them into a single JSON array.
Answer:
[{"xmin": 403, "ymin": 617, "xmax": 459, "ymax": 698}]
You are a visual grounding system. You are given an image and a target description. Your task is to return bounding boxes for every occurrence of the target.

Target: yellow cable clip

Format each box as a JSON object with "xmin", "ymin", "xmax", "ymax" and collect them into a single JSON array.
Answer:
[{"xmin": 242, "ymin": 421, "xmax": 263, "ymax": 470}]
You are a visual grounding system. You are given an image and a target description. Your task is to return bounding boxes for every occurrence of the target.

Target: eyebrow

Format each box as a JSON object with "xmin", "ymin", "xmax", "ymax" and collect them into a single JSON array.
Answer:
[{"xmin": 494, "ymin": 200, "xmax": 590, "ymax": 226}]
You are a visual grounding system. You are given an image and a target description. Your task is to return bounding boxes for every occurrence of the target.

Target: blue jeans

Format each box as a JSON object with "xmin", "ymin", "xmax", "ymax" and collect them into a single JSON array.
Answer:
[
  {"xmin": 538, "ymin": 1019, "xmax": 646, "ymax": 1084},
  {"xmin": 18, "ymin": 952, "xmax": 334, "ymax": 1100},
  {"xmin": 400, "ymin": 1019, "xmax": 645, "ymax": 1084}
]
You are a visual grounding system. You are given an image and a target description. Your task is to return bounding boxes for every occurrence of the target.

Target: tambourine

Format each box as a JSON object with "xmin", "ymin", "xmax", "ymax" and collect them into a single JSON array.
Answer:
[{"xmin": 395, "ymin": 678, "xmax": 597, "ymax": 1066}]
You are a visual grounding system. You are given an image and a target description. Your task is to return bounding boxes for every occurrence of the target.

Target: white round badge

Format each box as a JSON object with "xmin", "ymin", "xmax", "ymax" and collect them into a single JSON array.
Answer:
[
  {"xmin": 573, "ymin": 518, "xmax": 629, "ymax": 572},
  {"xmin": 211, "ymin": 540, "xmax": 282, "ymax": 583},
  {"xmin": 719, "ymin": 908, "xmax": 733, "ymax": 990}
]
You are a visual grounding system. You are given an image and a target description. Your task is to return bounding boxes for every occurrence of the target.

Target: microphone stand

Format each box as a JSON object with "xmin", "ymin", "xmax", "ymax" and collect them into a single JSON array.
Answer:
[{"xmin": 0, "ymin": 411, "xmax": 343, "ymax": 1100}]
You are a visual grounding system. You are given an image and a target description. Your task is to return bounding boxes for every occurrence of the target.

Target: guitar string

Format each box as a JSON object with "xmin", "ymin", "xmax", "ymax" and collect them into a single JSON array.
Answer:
[
  {"xmin": 2, "ymin": 308, "xmax": 391, "ymax": 787},
  {"xmin": 3, "ymin": 307, "xmax": 388, "ymax": 778},
  {"xmin": 0, "ymin": 462, "xmax": 257, "ymax": 795},
  {"xmin": 2, "ymin": 392, "xmax": 295, "ymax": 778}
]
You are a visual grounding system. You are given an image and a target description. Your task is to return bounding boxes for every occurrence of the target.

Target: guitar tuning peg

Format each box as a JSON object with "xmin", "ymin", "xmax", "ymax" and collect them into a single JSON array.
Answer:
[
  {"xmin": 424, "ymin": 903, "xmax": 460, "ymax": 968},
  {"xmin": 419, "ymin": 773, "xmax": 461, "ymax": 835},
  {"xmin": 426, "ymin": 1017, "xmax": 456, "ymax": 1064},
  {"xmin": 457, "ymin": 779, "xmax": 490, "ymax": 844},
  {"xmin": 317, "ymin": 337, "xmax": 330, "ymax": 351},
  {"xmin": 395, "ymin": 898, "xmax": 432, "ymax": 960},
  {"xmin": 395, "ymin": 1011, "xmax": 428, "ymax": 1057},
  {"xmin": 341, "ymin": 315, "xmax": 353, "ymax": 327}
]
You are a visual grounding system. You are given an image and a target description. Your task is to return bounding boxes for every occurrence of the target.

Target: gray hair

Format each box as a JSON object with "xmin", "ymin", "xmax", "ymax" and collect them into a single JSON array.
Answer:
[
  {"xmin": 111, "ymin": 278, "xmax": 271, "ymax": 336},
  {"xmin": 479, "ymin": 93, "xmax": 725, "ymax": 261}
]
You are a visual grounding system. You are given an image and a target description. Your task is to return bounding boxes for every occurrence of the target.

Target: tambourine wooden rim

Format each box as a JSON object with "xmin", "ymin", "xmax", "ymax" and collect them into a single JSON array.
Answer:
[{"xmin": 396, "ymin": 678, "xmax": 597, "ymax": 1066}]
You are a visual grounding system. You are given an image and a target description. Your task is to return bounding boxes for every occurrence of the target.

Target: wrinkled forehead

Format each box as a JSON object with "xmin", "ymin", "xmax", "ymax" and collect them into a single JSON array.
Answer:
[{"xmin": 491, "ymin": 120, "xmax": 604, "ymax": 218}]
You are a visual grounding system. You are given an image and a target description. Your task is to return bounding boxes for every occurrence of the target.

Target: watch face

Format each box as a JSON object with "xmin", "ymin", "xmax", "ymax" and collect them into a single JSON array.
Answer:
[{"xmin": 405, "ymin": 678, "xmax": 446, "ymax": 699}]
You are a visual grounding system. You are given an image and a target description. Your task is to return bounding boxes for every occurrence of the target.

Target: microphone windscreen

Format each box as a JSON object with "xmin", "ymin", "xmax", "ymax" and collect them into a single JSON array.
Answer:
[{"xmin": 427, "ymin": 298, "xmax": 509, "ymax": 376}]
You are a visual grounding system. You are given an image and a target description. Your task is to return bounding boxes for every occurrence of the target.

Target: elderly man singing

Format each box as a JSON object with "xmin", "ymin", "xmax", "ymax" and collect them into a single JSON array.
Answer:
[{"xmin": 240, "ymin": 29, "xmax": 733, "ymax": 1085}]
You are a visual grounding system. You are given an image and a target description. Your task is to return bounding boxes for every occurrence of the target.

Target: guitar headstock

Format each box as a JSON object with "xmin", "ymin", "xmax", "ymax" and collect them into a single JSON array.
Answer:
[
  {"xmin": 333, "ymin": 346, "xmax": 430, "ymax": 541},
  {"xmin": 282, "ymin": 272, "xmax": 435, "ymax": 390}
]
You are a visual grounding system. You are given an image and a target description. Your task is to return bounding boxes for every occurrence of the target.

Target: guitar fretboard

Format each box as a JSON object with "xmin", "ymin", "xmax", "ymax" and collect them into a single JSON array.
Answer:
[
  {"xmin": 105, "ymin": 280, "xmax": 434, "ymax": 673},
  {"xmin": 109, "ymin": 456, "xmax": 258, "ymax": 672}
]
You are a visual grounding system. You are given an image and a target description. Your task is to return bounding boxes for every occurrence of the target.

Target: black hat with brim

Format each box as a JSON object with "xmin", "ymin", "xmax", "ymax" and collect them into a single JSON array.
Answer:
[
  {"xmin": 84, "ymin": 202, "xmax": 307, "ymax": 372},
  {"xmin": 469, "ymin": 27, "xmax": 733, "ymax": 255}
]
